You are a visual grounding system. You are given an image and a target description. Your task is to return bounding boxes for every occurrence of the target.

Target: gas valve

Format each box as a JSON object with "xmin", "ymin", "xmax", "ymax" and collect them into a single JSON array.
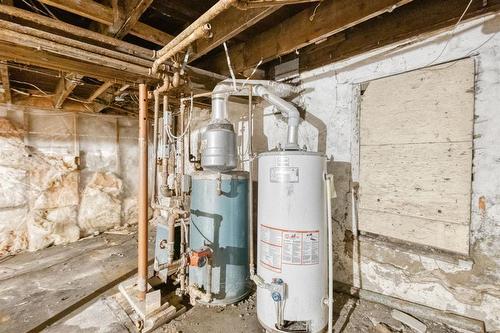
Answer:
[
  {"xmin": 270, "ymin": 278, "xmax": 286, "ymax": 302},
  {"xmin": 188, "ymin": 247, "xmax": 212, "ymax": 267}
]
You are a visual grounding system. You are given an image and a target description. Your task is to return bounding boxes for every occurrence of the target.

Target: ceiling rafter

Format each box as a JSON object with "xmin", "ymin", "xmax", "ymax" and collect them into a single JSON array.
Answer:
[
  {"xmin": 37, "ymin": 0, "xmax": 174, "ymax": 45},
  {"xmin": 200, "ymin": 0, "xmax": 414, "ymax": 74},
  {"xmin": 53, "ymin": 72, "xmax": 82, "ymax": 108},
  {"xmin": 190, "ymin": 5, "xmax": 282, "ymax": 61},
  {"xmin": 0, "ymin": 62, "xmax": 11, "ymax": 104},
  {"xmin": 109, "ymin": 0, "xmax": 155, "ymax": 39}
]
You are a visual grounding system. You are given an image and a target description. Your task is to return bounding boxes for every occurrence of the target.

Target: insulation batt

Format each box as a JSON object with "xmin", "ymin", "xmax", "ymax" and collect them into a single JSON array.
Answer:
[
  {"xmin": 0, "ymin": 118, "xmax": 135, "ymax": 257},
  {"xmin": 78, "ymin": 171, "xmax": 123, "ymax": 236}
]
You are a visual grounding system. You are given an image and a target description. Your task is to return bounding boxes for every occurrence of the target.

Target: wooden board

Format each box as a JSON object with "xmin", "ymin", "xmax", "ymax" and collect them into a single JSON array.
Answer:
[
  {"xmin": 359, "ymin": 142, "xmax": 472, "ymax": 224},
  {"xmin": 360, "ymin": 60, "xmax": 475, "ymax": 145},
  {"xmin": 358, "ymin": 59, "xmax": 474, "ymax": 255},
  {"xmin": 358, "ymin": 209, "xmax": 470, "ymax": 254},
  {"xmin": 0, "ymin": 228, "xmax": 154, "ymax": 333}
]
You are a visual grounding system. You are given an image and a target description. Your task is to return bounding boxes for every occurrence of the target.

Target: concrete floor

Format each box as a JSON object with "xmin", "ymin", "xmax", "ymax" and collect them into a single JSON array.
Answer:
[
  {"xmin": 0, "ymin": 231, "xmax": 463, "ymax": 333},
  {"xmin": 44, "ymin": 290, "xmax": 461, "ymax": 333}
]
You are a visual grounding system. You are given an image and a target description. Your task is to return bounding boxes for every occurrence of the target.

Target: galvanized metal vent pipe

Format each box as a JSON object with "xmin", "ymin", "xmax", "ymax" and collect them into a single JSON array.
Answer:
[{"xmin": 201, "ymin": 79, "xmax": 300, "ymax": 171}]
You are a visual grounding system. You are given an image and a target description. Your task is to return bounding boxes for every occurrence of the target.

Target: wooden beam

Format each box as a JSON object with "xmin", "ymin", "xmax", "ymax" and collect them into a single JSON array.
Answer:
[
  {"xmin": 0, "ymin": 4, "xmax": 153, "ymax": 59},
  {"xmin": 200, "ymin": 0, "xmax": 413, "ymax": 74},
  {"xmin": 38, "ymin": 0, "xmax": 174, "ymax": 45},
  {"xmin": 0, "ymin": 19, "xmax": 152, "ymax": 67},
  {"xmin": 151, "ymin": 2, "xmax": 205, "ymax": 22},
  {"xmin": 0, "ymin": 42, "xmax": 145, "ymax": 83},
  {"xmin": 190, "ymin": 6, "xmax": 282, "ymax": 61},
  {"xmin": 53, "ymin": 73, "xmax": 83, "ymax": 108},
  {"xmin": 0, "ymin": 62, "xmax": 11, "ymax": 104},
  {"xmin": 110, "ymin": 0, "xmax": 154, "ymax": 39},
  {"xmin": 87, "ymin": 81, "xmax": 115, "ymax": 102},
  {"xmin": 0, "ymin": 29, "xmax": 151, "ymax": 77},
  {"xmin": 298, "ymin": 0, "xmax": 500, "ymax": 71}
]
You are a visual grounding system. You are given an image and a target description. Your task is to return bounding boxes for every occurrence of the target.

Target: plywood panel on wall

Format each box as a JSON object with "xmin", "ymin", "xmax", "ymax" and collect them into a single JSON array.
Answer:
[
  {"xmin": 358, "ymin": 209, "xmax": 470, "ymax": 254},
  {"xmin": 360, "ymin": 59, "xmax": 475, "ymax": 145},
  {"xmin": 360, "ymin": 142, "xmax": 472, "ymax": 224},
  {"xmin": 358, "ymin": 58, "xmax": 474, "ymax": 255}
]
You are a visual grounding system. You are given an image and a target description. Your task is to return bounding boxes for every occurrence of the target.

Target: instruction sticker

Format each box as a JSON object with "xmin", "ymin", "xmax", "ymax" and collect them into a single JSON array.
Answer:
[
  {"xmin": 282, "ymin": 232, "xmax": 302, "ymax": 264},
  {"xmin": 260, "ymin": 225, "xmax": 320, "ymax": 271},
  {"xmin": 302, "ymin": 232, "xmax": 320, "ymax": 265},
  {"xmin": 270, "ymin": 167, "xmax": 299, "ymax": 183}
]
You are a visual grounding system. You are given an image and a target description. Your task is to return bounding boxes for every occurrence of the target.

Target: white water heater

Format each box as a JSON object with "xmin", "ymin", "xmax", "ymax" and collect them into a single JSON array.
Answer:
[{"xmin": 256, "ymin": 151, "xmax": 328, "ymax": 333}]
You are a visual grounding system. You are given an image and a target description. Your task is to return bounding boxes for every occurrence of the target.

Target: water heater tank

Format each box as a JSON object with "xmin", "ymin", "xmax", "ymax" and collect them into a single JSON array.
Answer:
[
  {"xmin": 257, "ymin": 151, "xmax": 328, "ymax": 333},
  {"xmin": 189, "ymin": 170, "xmax": 250, "ymax": 304}
]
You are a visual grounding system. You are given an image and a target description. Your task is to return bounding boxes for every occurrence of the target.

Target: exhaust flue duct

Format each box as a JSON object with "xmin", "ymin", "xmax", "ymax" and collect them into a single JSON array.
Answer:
[{"xmin": 201, "ymin": 79, "xmax": 300, "ymax": 171}]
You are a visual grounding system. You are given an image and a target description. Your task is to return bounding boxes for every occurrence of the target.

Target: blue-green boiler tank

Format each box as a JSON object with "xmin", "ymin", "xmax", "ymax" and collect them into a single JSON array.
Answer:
[{"xmin": 189, "ymin": 170, "xmax": 250, "ymax": 305}]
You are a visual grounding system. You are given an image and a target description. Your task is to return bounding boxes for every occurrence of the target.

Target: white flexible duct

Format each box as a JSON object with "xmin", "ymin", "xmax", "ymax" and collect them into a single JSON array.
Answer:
[{"xmin": 211, "ymin": 79, "xmax": 300, "ymax": 149}]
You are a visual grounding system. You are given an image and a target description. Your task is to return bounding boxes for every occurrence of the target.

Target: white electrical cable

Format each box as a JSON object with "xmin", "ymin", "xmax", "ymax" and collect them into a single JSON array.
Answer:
[
  {"xmin": 11, "ymin": 88, "xmax": 54, "ymax": 97},
  {"xmin": 425, "ymin": 0, "xmax": 474, "ymax": 66},
  {"xmin": 166, "ymin": 93, "xmax": 194, "ymax": 140},
  {"xmin": 11, "ymin": 79, "xmax": 51, "ymax": 95},
  {"xmin": 241, "ymin": 58, "xmax": 263, "ymax": 88},
  {"xmin": 223, "ymin": 42, "xmax": 237, "ymax": 91}
]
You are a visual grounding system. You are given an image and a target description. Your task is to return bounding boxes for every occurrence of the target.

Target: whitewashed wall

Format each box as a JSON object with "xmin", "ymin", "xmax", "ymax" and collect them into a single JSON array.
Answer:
[{"xmin": 259, "ymin": 14, "xmax": 500, "ymax": 330}]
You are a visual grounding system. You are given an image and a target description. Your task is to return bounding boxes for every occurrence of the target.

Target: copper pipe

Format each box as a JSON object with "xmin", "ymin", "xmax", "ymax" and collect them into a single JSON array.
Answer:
[
  {"xmin": 137, "ymin": 83, "xmax": 149, "ymax": 301},
  {"xmin": 152, "ymin": 24, "xmax": 211, "ymax": 74},
  {"xmin": 156, "ymin": 0, "xmax": 237, "ymax": 59}
]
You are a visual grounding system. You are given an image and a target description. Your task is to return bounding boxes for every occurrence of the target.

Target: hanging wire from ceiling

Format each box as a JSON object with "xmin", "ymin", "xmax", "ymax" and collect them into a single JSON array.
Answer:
[
  {"xmin": 309, "ymin": 1, "xmax": 321, "ymax": 21},
  {"xmin": 425, "ymin": 0, "xmax": 474, "ymax": 66},
  {"xmin": 10, "ymin": 79, "xmax": 52, "ymax": 95},
  {"xmin": 223, "ymin": 42, "xmax": 237, "ymax": 90},
  {"xmin": 36, "ymin": 0, "xmax": 59, "ymax": 20}
]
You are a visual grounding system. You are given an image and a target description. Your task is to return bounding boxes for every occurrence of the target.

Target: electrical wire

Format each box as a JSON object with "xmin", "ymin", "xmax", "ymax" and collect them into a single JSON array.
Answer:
[
  {"xmin": 5, "ymin": 63, "xmax": 60, "ymax": 79},
  {"xmin": 425, "ymin": 0, "xmax": 474, "ymax": 66},
  {"xmin": 309, "ymin": 1, "xmax": 321, "ymax": 21},
  {"xmin": 20, "ymin": 0, "xmax": 49, "ymax": 17},
  {"xmin": 38, "ymin": 1, "xmax": 58, "ymax": 20},
  {"xmin": 10, "ymin": 79, "xmax": 51, "ymax": 95},
  {"xmin": 223, "ymin": 42, "xmax": 237, "ymax": 90},
  {"xmin": 242, "ymin": 58, "xmax": 263, "ymax": 88},
  {"xmin": 11, "ymin": 88, "xmax": 54, "ymax": 97},
  {"xmin": 167, "ymin": 93, "xmax": 194, "ymax": 140}
]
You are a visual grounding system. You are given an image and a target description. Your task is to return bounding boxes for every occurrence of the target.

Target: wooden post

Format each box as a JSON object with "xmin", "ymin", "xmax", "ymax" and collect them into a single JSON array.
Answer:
[{"xmin": 137, "ymin": 83, "xmax": 148, "ymax": 300}]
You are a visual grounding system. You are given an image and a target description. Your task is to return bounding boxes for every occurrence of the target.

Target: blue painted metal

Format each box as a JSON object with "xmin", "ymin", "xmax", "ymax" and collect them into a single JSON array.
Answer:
[
  {"xmin": 189, "ymin": 171, "xmax": 250, "ymax": 305},
  {"xmin": 154, "ymin": 221, "xmax": 170, "ymax": 267}
]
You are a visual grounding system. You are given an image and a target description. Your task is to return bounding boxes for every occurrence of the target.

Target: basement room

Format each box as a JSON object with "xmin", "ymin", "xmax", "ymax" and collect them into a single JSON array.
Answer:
[{"xmin": 0, "ymin": 0, "xmax": 499, "ymax": 332}]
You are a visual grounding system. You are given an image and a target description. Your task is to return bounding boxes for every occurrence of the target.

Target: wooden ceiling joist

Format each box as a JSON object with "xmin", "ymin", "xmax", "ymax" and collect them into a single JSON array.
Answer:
[
  {"xmin": 53, "ymin": 73, "xmax": 82, "ymax": 108},
  {"xmin": 298, "ymin": 0, "xmax": 500, "ymax": 71},
  {"xmin": 37, "ymin": 0, "xmax": 174, "ymax": 45},
  {"xmin": 190, "ymin": 5, "xmax": 282, "ymax": 61},
  {"xmin": 202, "ymin": 0, "xmax": 413, "ymax": 74},
  {"xmin": 109, "ymin": 0, "xmax": 155, "ymax": 39},
  {"xmin": 0, "ymin": 19, "xmax": 152, "ymax": 67},
  {"xmin": 0, "ymin": 63, "xmax": 11, "ymax": 104},
  {"xmin": 87, "ymin": 81, "xmax": 115, "ymax": 102},
  {"xmin": 0, "ymin": 29, "xmax": 151, "ymax": 77},
  {"xmin": 0, "ymin": 4, "xmax": 153, "ymax": 59},
  {"xmin": 0, "ymin": 42, "xmax": 146, "ymax": 84}
]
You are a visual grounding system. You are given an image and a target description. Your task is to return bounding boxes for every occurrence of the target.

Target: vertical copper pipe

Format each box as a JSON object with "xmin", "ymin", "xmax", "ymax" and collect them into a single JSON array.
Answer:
[{"xmin": 137, "ymin": 83, "xmax": 148, "ymax": 301}]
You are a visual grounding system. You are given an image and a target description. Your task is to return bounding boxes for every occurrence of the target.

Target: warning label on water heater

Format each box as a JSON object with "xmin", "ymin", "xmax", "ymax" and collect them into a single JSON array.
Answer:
[
  {"xmin": 260, "ymin": 225, "xmax": 320, "ymax": 272},
  {"xmin": 270, "ymin": 167, "xmax": 299, "ymax": 183}
]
